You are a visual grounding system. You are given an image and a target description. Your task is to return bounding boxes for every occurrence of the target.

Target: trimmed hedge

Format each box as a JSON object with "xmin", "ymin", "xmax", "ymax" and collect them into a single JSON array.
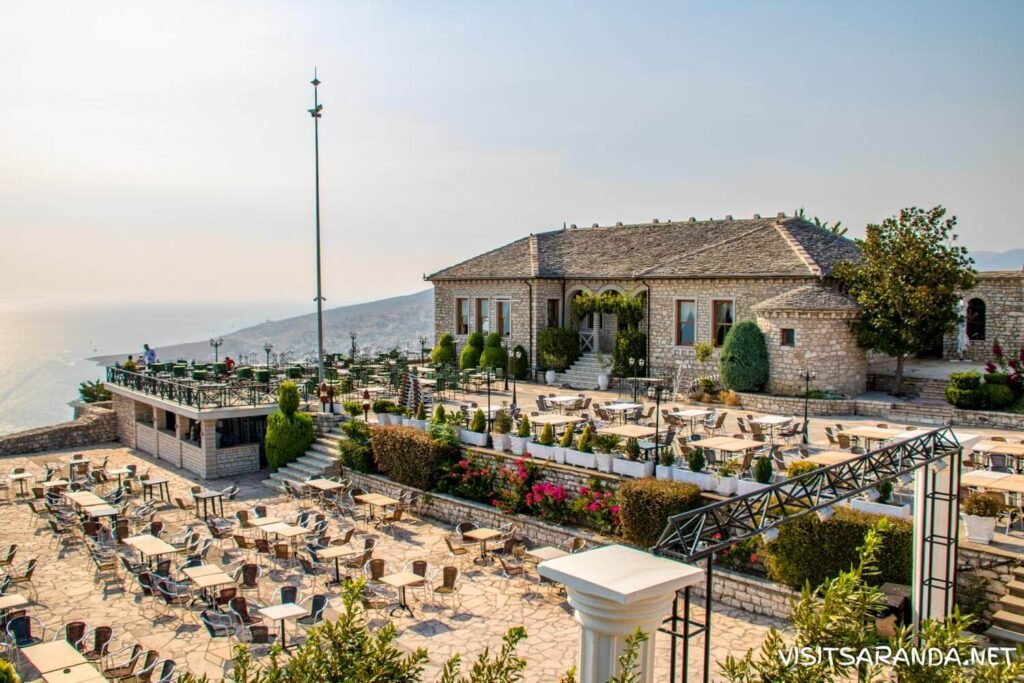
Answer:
[
  {"xmin": 479, "ymin": 332, "xmax": 506, "ymax": 369},
  {"xmin": 762, "ymin": 507, "xmax": 912, "ymax": 590},
  {"xmin": 719, "ymin": 321, "xmax": 768, "ymax": 392},
  {"xmin": 537, "ymin": 327, "xmax": 579, "ymax": 372},
  {"xmin": 338, "ymin": 420, "xmax": 375, "ymax": 474},
  {"xmin": 618, "ymin": 479, "xmax": 704, "ymax": 548},
  {"xmin": 431, "ymin": 333, "xmax": 456, "ymax": 365},
  {"xmin": 266, "ymin": 411, "xmax": 314, "ymax": 470},
  {"xmin": 370, "ymin": 425, "xmax": 457, "ymax": 491},
  {"xmin": 981, "ymin": 383, "xmax": 1015, "ymax": 409},
  {"xmin": 460, "ymin": 332, "xmax": 484, "ymax": 369}
]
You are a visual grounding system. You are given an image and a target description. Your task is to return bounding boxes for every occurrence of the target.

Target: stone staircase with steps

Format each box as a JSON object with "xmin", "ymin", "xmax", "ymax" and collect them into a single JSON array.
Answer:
[
  {"xmin": 551, "ymin": 352, "xmax": 612, "ymax": 390},
  {"xmin": 986, "ymin": 566, "xmax": 1024, "ymax": 645},
  {"xmin": 262, "ymin": 429, "xmax": 343, "ymax": 494}
]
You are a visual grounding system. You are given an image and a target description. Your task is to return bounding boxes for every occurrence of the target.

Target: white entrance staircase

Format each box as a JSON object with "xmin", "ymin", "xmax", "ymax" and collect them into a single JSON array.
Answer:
[
  {"xmin": 262, "ymin": 428, "xmax": 342, "ymax": 494},
  {"xmin": 551, "ymin": 353, "xmax": 610, "ymax": 390}
]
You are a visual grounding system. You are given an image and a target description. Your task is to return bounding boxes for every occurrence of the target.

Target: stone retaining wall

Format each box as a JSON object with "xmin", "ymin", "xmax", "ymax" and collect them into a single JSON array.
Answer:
[
  {"xmin": 693, "ymin": 568, "xmax": 797, "ymax": 621},
  {"xmin": 0, "ymin": 402, "xmax": 117, "ymax": 457},
  {"xmin": 735, "ymin": 393, "xmax": 857, "ymax": 417},
  {"xmin": 959, "ymin": 543, "xmax": 1024, "ymax": 621},
  {"xmin": 463, "ymin": 445, "xmax": 623, "ymax": 496}
]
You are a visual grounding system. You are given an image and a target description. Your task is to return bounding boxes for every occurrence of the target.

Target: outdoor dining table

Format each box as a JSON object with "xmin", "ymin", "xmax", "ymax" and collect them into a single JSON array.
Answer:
[
  {"xmin": 526, "ymin": 546, "xmax": 568, "ymax": 563},
  {"xmin": 106, "ymin": 468, "xmax": 132, "ymax": 486},
  {"xmin": 261, "ymin": 522, "xmax": 308, "ymax": 542},
  {"xmin": 669, "ymin": 408, "xmax": 712, "ymax": 435},
  {"xmin": 22, "ymin": 641, "xmax": 103, "ymax": 683},
  {"xmin": 381, "ymin": 571, "xmax": 424, "ymax": 618},
  {"xmin": 529, "ymin": 414, "xmax": 584, "ymax": 435},
  {"xmin": 962, "ymin": 471, "xmax": 1024, "ymax": 495},
  {"xmin": 84, "ymin": 504, "xmax": 119, "ymax": 520},
  {"xmin": 699, "ymin": 436, "xmax": 761, "ymax": 454},
  {"xmin": 140, "ymin": 477, "xmax": 171, "ymax": 502},
  {"xmin": 546, "ymin": 396, "xmax": 582, "ymax": 413},
  {"xmin": 0, "ymin": 593, "xmax": 28, "ymax": 620},
  {"xmin": 65, "ymin": 491, "xmax": 106, "ymax": 508},
  {"xmin": 194, "ymin": 490, "xmax": 225, "ymax": 520},
  {"xmin": 463, "ymin": 527, "xmax": 502, "ymax": 564},
  {"xmin": 750, "ymin": 415, "xmax": 792, "ymax": 442},
  {"xmin": 354, "ymin": 493, "xmax": 399, "ymax": 523},
  {"xmin": 8, "ymin": 471, "xmax": 33, "ymax": 497},
  {"xmin": 124, "ymin": 534, "xmax": 178, "ymax": 565},
  {"xmin": 259, "ymin": 603, "xmax": 307, "ymax": 652},
  {"xmin": 183, "ymin": 565, "xmax": 235, "ymax": 607},
  {"xmin": 305, "ymin": 478, "xmax": 344, "ymax": 493},
  {"xmin": 599, "ymin": 424, "xmax": 657, "ymax": 439},
  {"xmin": 318, "ymin": 544, "xmax": 358, "ymax": 585},
  {"xmin": 839, "ymin": 427, "xmax": 904, "ymax": 449},
  {"xmin": 66, "ymin": 457, "xmax": 90, "ymax": 480},
  {"xmin": 961, "ymin": 469, "xmax": 1012, "ymax": 488},
  {"xmin": 249, "ymin": 516, "xmax": 282, "ymax": 532},
  {"xmin": 604, "ymin": 402, "xmax": 643, "ymax": 424},
  {"xmin": 803, "ymin": 451, "xmax": 863, "ymax": 466},
  {"xmin": 41, "ymin": 478, "xmax": 71, "ymax": 490}
]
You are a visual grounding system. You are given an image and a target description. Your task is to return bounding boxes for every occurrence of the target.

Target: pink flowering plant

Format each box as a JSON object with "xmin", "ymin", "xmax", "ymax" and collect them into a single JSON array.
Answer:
[
  {"xmin": 570, "ymin": 478, "xmax": 620, "ymax": 534},
  {"xmin": 434, "ymin": 456, "xmax": 495, "ymax": 504},
  {"xmin": 985, "ymin": 339, "xmax": 1024, "ymax": 398},
  {"xmin": 715, "ymin": 532, "xmax": 764, "ymax": 575},
  {"xmin": 525, "ymin": 481, "xmax": 571, "ymax": 523},
  {"xmin": 492, "ymin": 458, "xmax": 541, "ymax": 515}
]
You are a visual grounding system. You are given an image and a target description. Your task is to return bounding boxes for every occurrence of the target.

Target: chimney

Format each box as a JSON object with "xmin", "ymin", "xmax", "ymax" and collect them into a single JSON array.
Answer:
[
  {"xmin": 592, "ymin": 223, "xmax": 599, "ymax": 228},
  {"xmin": 689, "ymin": 217, "xmax": 696, "ymax": 222},
  {"xmin": 615, "ymin": 221, "xmax": 623, "ymax": 227}
]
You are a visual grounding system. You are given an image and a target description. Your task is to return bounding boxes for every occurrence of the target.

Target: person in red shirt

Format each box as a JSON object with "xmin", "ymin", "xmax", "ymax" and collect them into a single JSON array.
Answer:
[{"xmin": 225, "ymin": 356, "xmax": 236, "ymax": 372}]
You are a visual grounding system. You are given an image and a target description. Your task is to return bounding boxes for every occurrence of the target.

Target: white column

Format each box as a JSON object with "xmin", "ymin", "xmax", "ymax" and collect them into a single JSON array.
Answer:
[{"xmin": 540, "ymin": 544, "xmax": 704, "ymax": 683}]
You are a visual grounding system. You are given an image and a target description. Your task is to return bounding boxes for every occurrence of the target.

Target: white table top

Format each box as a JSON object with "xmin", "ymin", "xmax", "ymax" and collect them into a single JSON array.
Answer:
[
  {"xmin": 527, "ymin": 546, "xmax": 569, "ymax": 562},
  {"xmin": 605, "ymin": 403, "xmax": 642, "ymax": 411},
  {"xmin": 8, "ymin": 472, "xmax": 34, "ymax": 480},
  {"xmin": 0, "ymin": 593, "xmax": 29, "ymax": 610},
  {"xmin": 262, "ymin": 522, "xmax": 308, "ymax": 538},
  {"xmin": 22, "ymin": 641, "xmax": 87, "ymax": 673},
  {"xmin": 260, "ymin": 603, "xmax": 307, "ymax": 621},
  {"xmin": 671, "ymin": 409, "xmax": 712, "ymax": 418},
  {"xmin": 547, "ymin": 396, "xmax": 582, "ymax": 403},
  {"xmin": 751, "ymin": 415, "xmax": 792, "ymax": 425},
  {"xmin": 124, "ymin": 534, "xmax": 177, "ymax": 557},
  {"xmin": 382, "ymin": 571, "xmax": 426, "ymax": 588}
]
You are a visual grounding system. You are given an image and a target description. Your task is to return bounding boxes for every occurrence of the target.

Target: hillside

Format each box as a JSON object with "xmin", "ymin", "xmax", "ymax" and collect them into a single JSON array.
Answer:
[
  {"xmin": 92, "ymin": 289, "xmax": 434, "ymax": 365},
  {"xmin": 973, "ymin": 249, "xmax": 1024, "ymax": 272}
]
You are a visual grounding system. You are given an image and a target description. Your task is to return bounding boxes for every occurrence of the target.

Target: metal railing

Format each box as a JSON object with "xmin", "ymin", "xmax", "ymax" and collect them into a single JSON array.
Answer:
[{"xmin": 105, "ymin": 366, "xmax": 308, "ymax": 410}]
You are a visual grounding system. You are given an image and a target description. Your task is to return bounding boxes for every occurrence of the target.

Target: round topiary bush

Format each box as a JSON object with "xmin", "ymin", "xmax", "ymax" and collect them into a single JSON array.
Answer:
[
  {"xmin": 460, "ymin": 333, "xmax": 484, "ymax": 369},
  {"xmin": 718, "ymin": 321, "xmax": 769, "ymax": 392},
  {"xmin": 479, "ymin": 333, "xmax": 507, "ymax": 369},
  {"xmin": 431, "ymin": 333, "xmax": 456, "ymax": 364},
  {"xmin": 980, "ymin": 383, "xmax": 1015, "ymax": 410},
  {"xmin": 618, "ymin": 479, "xmax": 704, "ymax": 548},
  {"xmin": 266, "ymin": 381, "xmax": 314, "ymax": 470},
  {"xmin": 510, "ymin": 344, "xmax": 529, "ymax": 379}
]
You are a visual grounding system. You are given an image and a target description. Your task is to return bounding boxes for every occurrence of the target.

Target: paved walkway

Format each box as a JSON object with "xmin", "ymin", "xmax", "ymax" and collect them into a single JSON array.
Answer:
[{"xmin": 1, "ymin": 446, "xmax": 787, "ymax": 681}]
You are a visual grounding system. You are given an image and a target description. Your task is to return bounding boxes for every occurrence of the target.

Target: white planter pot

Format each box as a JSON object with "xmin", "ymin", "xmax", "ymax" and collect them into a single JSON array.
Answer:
[
  {"xmin": 509, "ymin": 436, "xmax": 531, "ymax": 456},
  {"xmin": 490, "ymin": 433, "xmax": 511, "ymax": 452},
  {"xmin": 613, "ymin": 457, "xmax": 654, "ymax": 478},
  {"xmin": 375, "ymin": 413, "xmax": 390, "ymax": 425},
  {"xmin": 850, "ymin": 499, "xmax": 912, "ymax": 519},
  {"xmin": 409, "ymin": 418, "xmax": 428, "ymax": 431},
  {"xmin": 595, "ymin": 451, "xmax": 615, "ymax": 473},
  {"xmin": 545, "ymin": 370, "xmax": 557, "ymax": 385},
  {"xmin": 552, "ymin": 447, "xmax": 567, "ymax": 464},
  {"xmin": 655, "ymin": 465, "xmax": 675, "ymax": 480},
  {"xmin": 675, "ymin": 469, "xmax": 719, "ymax": 491},
  {"xmin": 459, "ymin": 429, "xmax": 489, "ymax": 447},
  {"xmin": 564, "ymin": 449, "xmax": 596, "ymax": 469},
  {"xmin": 597, "ymin": 373, "xmax": 610, "ymax": 391},
  {"xmin": 716, "ymin": 477, "xmax": 738, "ymax": 496},
  {"xmin": 530, "ymin": 443, "xmax": 554, "ymax": 461},
  {"xmin": 962, "ymin": 514, "xmax": 997, "ymax": 544},
  {"xmin": 736, "ymin": 478, "xmax": 771, "ymax": 496}
]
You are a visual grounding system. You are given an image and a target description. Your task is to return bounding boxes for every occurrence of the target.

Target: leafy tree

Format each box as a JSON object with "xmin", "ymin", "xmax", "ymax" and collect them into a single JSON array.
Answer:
[
  {"xmin": 833, "ymin": 206, "xmax": 976, "ymax": 395},
  {"xmin": 718, "ymin": 321, "xmax": 768, "ymax": 392},
  {"xmin": 78, "ymin": 379, "xmax": 111, "ymax": 403},
  {"xmin": 266, "ymin": 381, "xmax": 314, "ymax": 470},
  {"xmin": 439, "ymin": 627, "xmax": 528, "ymax": 683},
  {"xmin": 795, "ymin": 207, "xmax": 847, "ymax": 236}
]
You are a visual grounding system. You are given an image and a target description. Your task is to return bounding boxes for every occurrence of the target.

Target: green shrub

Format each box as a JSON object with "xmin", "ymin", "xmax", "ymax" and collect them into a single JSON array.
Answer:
[
  {"xmin": 370, "ymin": 425, "xmax": 457, "ymax": 490},
  {"xmin": 618, "ymin": 479, "xmax": 704, "ymax": 548},
  {"xmin": 235, "ymin": 366, "xmax": 253, "ymax": 379},
  {"xmin": 694, "ymin": 342, "xmax": 713, "ymax": 363},
  {"xmin": 415, "ymin": 402, "xmax": 426, "ymax": 420},
  {"xmin": 0, "ymin": 658, "xmax": 20, "ymax": 683},
  {"xmin": 762, "ymin": 507, "xmax": 912, "ymax": 590},
  {"xmin": 338, "ymin": 437, "xmax": 374, "ymax": 473},
  {"xmin": 624, "ymin": 437, "xmax": 641, "ymax": 461},
  {"xmin": 687, "ymin": 446, "xmax": 705, "ymax": 472},
  {"xmin": 719, "ymin": 321, "xmax": 769, "ymax": 392},
  {"xmin": 78, "ymin": 379, "xmax": 112, "ymax": 403},
  {"xmin": 492, "ymin": 409, "xmax": 513, "ymax": 434},
  {"xmin": 949, "ymin": 371, "xmax": 982, "ymax": 390},
  {"xmin": 254, "ymin": 368, "xmax": 270, "ymax": 382},
  {"xmin": 753, "ymin": 456, "xmax": 773, "ymax": 484},
  {"xmin": 539, "ymin": 423, "xmax": 555, "ymax": 446},
  {"xmin": 516, "ymin": 414, "xmax": 531, "ymax": 438},
  {"xmin": 278, "ymin": 381, "xmax": 300, "ymax": 416},
  {"xmin": 479, "ymin": 333, "xmax": 506, "ymax": 369},
  {"xmin": 787, "ymin": 461, "xmax": 820, "ymax": 478},
  {"xmin": 266, "ymin": 410, "xmax": 314, "ymax": 470},
  {"xmin": 431, "ymin": 333, "xmax": 456, "ymax": 364},
  {"xmin": 576, "ymin": 424, "xmax": 593, "ymax": 453},
  {"xmin": 963, "ymin": 491, "xmax": 1003, "ymax": 517},
  {"xmin": 537, "ymin": 327, "xmax": 579, "ymax": 371},
  {"xmin": 612, "ymin": 329, "xmax": 647, "ymax": 377},
  {"xmin": 985, "ymin": 372, "xmax": 1010, "ymax": 385},
  {"xmin": 980, "ymin": 383, "xmax": 1015, "ymax": 410},
  {"xmin": 459, "ymin": 334, "xmax": 483, "ymax": 369},
  {"xmin": 431, "ymin": 404, "xmax": 446, "ymax": 424},
  {"xmin": 945, "ymin": 386, "xmax": 985, "ymax": 410},
  {"xmin": 593, "ymin": 433, "xmax": 622, "ymax": 454},
  {"xmin": 469, "ymin": 409, "xmax": 486, "ymax": 433},
  {"xmin": 371, "ymin": 399, "xmax": 396, "ymax": 414},
  {"xmin": 559, "ymin": 424, "xmax": 574, "ymax": 448},
  {"xmin": 877, "ymin": 480, "xmax": 894, "ymax": 504},
  {"xmin": 509, "ymin": 344, "xmax": 529, "ymax": 379},
  {"xmin": 286, "ymin": 366, "xmax": 303, "ymax": 379},
  {"xmin": 343, "ymin": 400, "xmax": 363, "ymax": 417},
  {"xmin": 658, "ymin": 449, "xmax": 675, "ymax": 466}
]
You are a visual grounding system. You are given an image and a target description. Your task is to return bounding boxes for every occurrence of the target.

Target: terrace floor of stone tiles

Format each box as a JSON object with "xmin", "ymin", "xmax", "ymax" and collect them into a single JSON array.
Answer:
[{"xmin": 1, "ymin": 445, "xmax": 788, "ymax": 682}]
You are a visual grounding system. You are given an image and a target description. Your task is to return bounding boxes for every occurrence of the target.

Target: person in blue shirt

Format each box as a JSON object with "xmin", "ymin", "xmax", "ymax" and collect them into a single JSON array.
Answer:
[{"xmin": 143, "ymin": 343, "xmax": 157, "ymax": 366}]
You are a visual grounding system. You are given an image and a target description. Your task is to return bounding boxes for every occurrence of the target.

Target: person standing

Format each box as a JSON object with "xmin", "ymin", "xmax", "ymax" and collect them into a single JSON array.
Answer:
[{"xmin": 143, "ymin": 343, "xmax": 157, "ymax": 366}]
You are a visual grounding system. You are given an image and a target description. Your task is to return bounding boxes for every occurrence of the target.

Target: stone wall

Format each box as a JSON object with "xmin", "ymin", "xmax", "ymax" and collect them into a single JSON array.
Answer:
[
  {"xmin": 113, "ymin": 394, "xmax": 136, "ymax": 449},
  {"xmin": 736, "ymin": 392, "xmax": 857, "ymax": 417},
  {"xmin": 432, "ymin": 280, "xmax": 533, "ymax": 365},
  {"xmin": 692, "ymin": 567, "xmax": 797, "ymax": 621},
  {"xmin": 944, "ymin": 272, "xmax": 1024, "ymax": 362},
  {"xmin": 213, "ymin": 445, "xmax": 261, "ymax": 479},
  {"xmin": 0, "ymin": 402, "xmax": 117, "ymax": 457},
  {"xmin": 462, "ymin": 445, "xmax": 622, "ymax": 497},
  {"xmin": 136, "ymin": 422, "xmax": 157, "ymax": 456},
  {"xmin": 756, "ymin": 310, "xmax": 866, "ymax": 398}
]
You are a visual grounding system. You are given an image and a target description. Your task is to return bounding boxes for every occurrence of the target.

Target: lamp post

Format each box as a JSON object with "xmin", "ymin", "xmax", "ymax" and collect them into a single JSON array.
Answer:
[
  {"xmin": 418, "ymin": 336, "xmax": 428, "ymax": 365},
  {"xmin": 210, "ymin": 338, "xmax": 223, "ymax": 364},
  {"xmin": 309, "ymin": 70, "xmax": 326, "ymax": 383},
  {"xmin": 503, "ymin": 341, "xmax": 510, "ymax": 391},
  {"xmin": 349, "ymin": 332, "xmax": 357, "ymax": 363},
  {"xmin": 628, "ymin": 357, "xmax": 638, "ymax": 402},
  {"xmin": 802, "ymin": 368, "xmax": 816, "ymax": 444},
  {"xmin": 653, "ymin": 385, "xmax": 667, "ymax": 463},
  {"xmin": 486, "ymin": 365, "xmax": 493, "ymax": 431},
  {"xmin": 512, "ymin": 348, "xmax": 522, "ymax": 408},
  {"xmin": 639, "ymin": 358, "xmax": 646, "ymax": 398}
]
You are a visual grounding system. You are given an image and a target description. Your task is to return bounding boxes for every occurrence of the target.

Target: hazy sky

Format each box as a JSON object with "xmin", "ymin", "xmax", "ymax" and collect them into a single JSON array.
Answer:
[{"xmin": 1, "ymin": 1, "xmax": 1021, "ymax": 308}]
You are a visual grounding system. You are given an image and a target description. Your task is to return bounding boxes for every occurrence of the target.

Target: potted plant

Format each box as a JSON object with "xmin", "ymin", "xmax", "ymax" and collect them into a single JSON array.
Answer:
[
  {"xmin": 961, "ymin": 491, "xmax": 1002, "ymax": 544},
  {"xmin": 655, "ymin": 449, "xmax": 675, "ymax": 480},
  {"xmin": 716, "ymin": 462, "xmax": 738, "ymax": 495},
  {"xmin": 459, "ymin": 409, "xmax": 489, "ymax": 447},
  {"xmin": 596, "ymin": 352, "xmax": 611, "ymax": 391},
  {"xmin": 532, "ymin": 423, "xmax": 557, "ymax": 461},
  {"xmin": 593, "ymin": 433, "xmax": 622, "ymax": 474},
  {"xmin": 541, "ymin": 351, "xmax": 567, "ymax": 385},
  {"xmin": 554, "ymin": 424, "xmax": 574, "ymax": 464},
  {"xmin": 490, "ymin": 409, "xmax": 513, "ymax": 451},
  {"xmin": 510, "ymin": 414, "xmax": 532, "ymax": 455},
  {"xmin": 613, "ymin": 437, "xmax": 654, "ymax": 478},
  {"xmin": 737, "ymin": 456, "xmax": 774, "ymax": 496},
  {"xmin": 408, "ymin": 402, "xmax": 428, "ymax": 430},
  {"xmin": 564, "ymin": 424, "xmax": 596, "ymax": 469},
  {"xmin": 673, "ymin": 446, "xmax": 717, "ymax": 490},
  {"xmin": 850, "ymin": 480, "xmax": 911, "ymax": 519}
]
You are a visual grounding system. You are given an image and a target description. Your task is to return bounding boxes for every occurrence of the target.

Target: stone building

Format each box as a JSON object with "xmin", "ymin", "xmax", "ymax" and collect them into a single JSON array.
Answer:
[{"xmin": 427, "ymin": 214, "xmax": 1024, "ymax": 397}]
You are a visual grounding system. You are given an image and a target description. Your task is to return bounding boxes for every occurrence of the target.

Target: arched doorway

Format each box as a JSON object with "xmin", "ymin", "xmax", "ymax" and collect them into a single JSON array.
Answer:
[{"xmin": 967, "ymin": 298, "xmax": 986, "ymax": 341}]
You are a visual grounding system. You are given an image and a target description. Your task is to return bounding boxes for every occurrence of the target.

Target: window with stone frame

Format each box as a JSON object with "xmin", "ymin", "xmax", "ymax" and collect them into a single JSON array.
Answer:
[
  {"xmin": 455, "ymin": 298, "xmax": 469, "ymax": 335},
  {"xmin": 966, "ymin": 298, "xmax": 986, "ymax": 341},
  {"xmin": 675, "ymin": 300, "xmax": 696, "ymax": 346},
  {"xmin": 475, "ymin": 298, "xmax": 490, "ymax": 334},
  {"xmin": 712, "ymin": 300, "xmax": 734, "ymax": 346},
  {"xmin": 546, "ymin": 299, "xmax": 560, "ymax": 328},
  {"xmin": 497, "ymin": 300, "xmax": 511, "ymax": 336},
  {"xmin": 780, "ymin": 328, "xmax": 796, "ymax": 347}
]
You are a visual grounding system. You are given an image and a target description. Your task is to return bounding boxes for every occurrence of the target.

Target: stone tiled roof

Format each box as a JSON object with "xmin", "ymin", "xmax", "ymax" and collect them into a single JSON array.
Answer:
[
  {"xmin": 751, "ymin": 284, "xmax": 860, "ymax": 312},
  {"xmin": 426, "ymin": 217, "xmax": 861, "ymax": 281}
]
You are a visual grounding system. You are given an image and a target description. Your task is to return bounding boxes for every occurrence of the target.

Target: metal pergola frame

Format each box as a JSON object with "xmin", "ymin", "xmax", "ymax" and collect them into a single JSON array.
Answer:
[{"xmin": 652, "ymin": 427, "xmax": 963, "ymax": 682}]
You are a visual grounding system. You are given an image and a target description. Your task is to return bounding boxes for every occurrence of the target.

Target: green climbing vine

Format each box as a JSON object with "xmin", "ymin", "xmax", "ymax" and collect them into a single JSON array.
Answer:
[{"xmin": 570, "ymin": 291, "xmax": 645, "ymax": 330}]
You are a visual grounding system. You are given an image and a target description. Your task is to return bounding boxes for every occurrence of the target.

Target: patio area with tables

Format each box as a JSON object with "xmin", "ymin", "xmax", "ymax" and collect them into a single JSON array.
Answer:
[{"xmin": 0, "ymin": 445, "xmax": 785, "ymax": 681}]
